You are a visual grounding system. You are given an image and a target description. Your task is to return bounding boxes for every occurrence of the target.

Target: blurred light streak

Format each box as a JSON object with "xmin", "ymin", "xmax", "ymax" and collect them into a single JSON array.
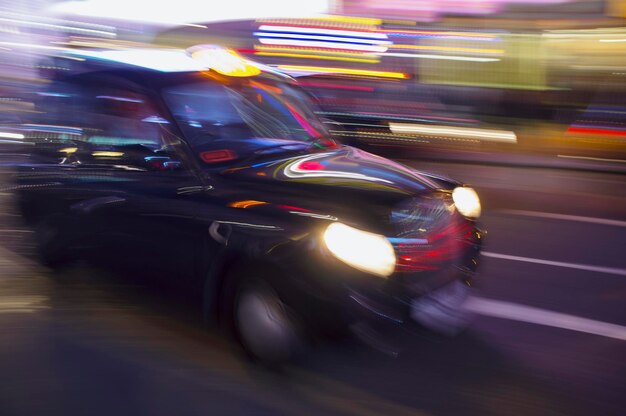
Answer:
[
  {"xmin": 586, "ymin": 108, "xmax": 626, "ymax": 115},
  {"xmin": 571, "ymin": 65, "xmax": 626, "ymax": 71},
  {"xmin": 314, "ymin": 15, "xmax": 382, "ymax": 25},
  {"xmin": 376, "ymin": 52, "xmax": 500, "ymax": 62},
  {"xmin": 22, "ymin": 125, "xmax": 82, "ymax": 135},
  {"xmin": 318, "ymin": 111, "xmax": 478, "ymax": 124},
  {"xmin": 380, "ymin": 29, "xmax": 497, "ymax": 39},
  {"xmin": 51, "ymin": 55, "xmax": 85, "ymax": 61},
  {"xmin": 289, "ymin": 211, "xmax": 337, "ymax": 220},
  {"xmin": 142, "ymin": 116, "xmax": 170, "ymax": 124},
  {"xmin": 92, "ymin": 151, "xmax": 124, "ymax": 157},
  {"xmin": 388, "ymin": 44, "xmax": 504, "ymax": 54},
  {"xmin": 298, "ymin": 82, "xmax": 374, "ymax": 91},
  {"xmin": 0, "ymin": 16, "xmax": 116, "ymax": 38},
  {"xmin": 59, "ymin": 147, "xmax": 78, "ymax": 154},
  {"xmin": 277, "ymin": 65, "xmax": 408, "ymax": 79},
  {"xmin": 389, "ymin": 123, "xmax": 516, "ymax": 142},
  {"xmin": 0, "ymin": 132, "xmax": 24, "ymax": 140},
  {"xmin": 254, "ymin": 22, "xmax": 389, "ymax": 58},
  {"xmin": 258, "ymin": 25, "xmax": 388, "ymax": 40},
  {"xmin": 216, "ymin": 220, "xmax": 280, "ymax": 230},
  {"xmin": 599, "ymin": 39, "xmax": 626, "ymax": 42},
  {"xmin": 51, "ymin": 39, "xmax": 153, "ymax": 50},
  {"xmin": 259, "ymin": 38, "xmax": 388, "ymax": 53},
  {"xmin": 66, "ymin": 48, "xmax": 209, "ymax": 72},
  {"xmin": 566, "ymin": 127, "xmax": 626, "ymax": 136},
  {"xmin": 97, "ymin": 95, "xmax": 143, "ymax": 103},
  {"xmin": 557, "ymin": 155, "xmax": 626, "ymax": 163},
  {"xmin": 254, "ymin": 32, "xmax": 390, "ymax": 45},
  {"xmin": 0, "ymin": 295, "xmax": 49, "ymax": 314},
  {"xmin": 385, "ymin": 33, "xmax": 498, "ymax": 41},
  {"xmin": 277, "ymin": 205, "xmax": 312, "ymax": 212},
  {"xmin": 254, "ymin": 45, "xmax": 378, "ymax": 60},
  {"xmin": 49, "ymin": 0, "xmax": 331, "ymax": 26},
  {"xmin": 0, "ymin": 42, "xmax": 75, "ymax": 52},
  {"xmin": 255, "ymin": 52, "xmax": 378, "ymax": 63}
]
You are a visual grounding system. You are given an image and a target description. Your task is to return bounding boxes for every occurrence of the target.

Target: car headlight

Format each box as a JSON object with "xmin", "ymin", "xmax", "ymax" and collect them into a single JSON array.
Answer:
[
  {"xmin": 323, "ymin": 222, "xmax": 396, "ymax": 277},
  {"xmin": 452, "ymin": 186, "xmax": 481, "ymax": 218}
]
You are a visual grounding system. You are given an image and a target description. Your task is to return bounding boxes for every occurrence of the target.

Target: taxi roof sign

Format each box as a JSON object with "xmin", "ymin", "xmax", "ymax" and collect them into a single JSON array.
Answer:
[{"xmin": 186, "ymin": 45, "xmax": 261, "ymax": 77}]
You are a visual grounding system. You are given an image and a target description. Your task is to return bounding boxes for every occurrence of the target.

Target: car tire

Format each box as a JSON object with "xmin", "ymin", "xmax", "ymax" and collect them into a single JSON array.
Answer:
[{"xmin": 232, "ymin": 273, "xmax": 305, "ymax": 365}]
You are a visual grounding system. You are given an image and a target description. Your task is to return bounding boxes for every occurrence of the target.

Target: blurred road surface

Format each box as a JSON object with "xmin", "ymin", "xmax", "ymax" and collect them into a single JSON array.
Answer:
[{"xmin": 0, "ymin": 161, "xmax": 625, "ymax": 416}]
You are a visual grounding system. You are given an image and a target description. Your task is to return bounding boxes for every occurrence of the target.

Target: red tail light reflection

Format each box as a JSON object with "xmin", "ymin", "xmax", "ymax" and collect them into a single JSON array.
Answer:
[{"xmin": 394, "ymin": 219, "xmax": 474, "ymax": 272}]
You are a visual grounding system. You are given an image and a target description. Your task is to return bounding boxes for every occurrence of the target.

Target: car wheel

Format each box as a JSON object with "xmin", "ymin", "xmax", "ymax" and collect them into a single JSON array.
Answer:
[{"xmin": 233, "ymin": 276, "xmax": 304, "ymax": 364}]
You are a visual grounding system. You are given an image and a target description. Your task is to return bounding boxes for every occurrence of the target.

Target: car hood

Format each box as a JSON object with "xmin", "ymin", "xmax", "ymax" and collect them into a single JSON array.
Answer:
[{"xmin": 218, "ymin": 146, "xmax": 442, "ymax": 197}]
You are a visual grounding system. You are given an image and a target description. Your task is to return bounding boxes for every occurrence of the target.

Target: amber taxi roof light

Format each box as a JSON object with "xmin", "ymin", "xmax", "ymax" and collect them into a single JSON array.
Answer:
[{"xmin": 187, "ymin": 44, "xmax": 261, "ymax": 77}]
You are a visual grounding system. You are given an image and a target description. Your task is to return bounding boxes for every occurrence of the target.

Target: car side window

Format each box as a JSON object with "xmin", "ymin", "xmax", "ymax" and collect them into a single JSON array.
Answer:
[
  {"xmin": 31, "ymin": 77, "xmax": 187, "ymax": 170},
  {"xmin": 86, "ymin": 86, "xmax": 168, "ymax": 151}
]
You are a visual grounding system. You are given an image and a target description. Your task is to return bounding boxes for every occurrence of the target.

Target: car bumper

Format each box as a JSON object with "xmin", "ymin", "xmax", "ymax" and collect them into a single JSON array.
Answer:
[
  {"xmin": 276, "ymin": 223, "xmax": 483, "ymax": 346},
  {"xmin": 339, "ymin": 265, "xmax": 476, "ymax": 355},
  {"xmin": 346, "ymin": 264, "xmax": 476, "ymax": 328}
]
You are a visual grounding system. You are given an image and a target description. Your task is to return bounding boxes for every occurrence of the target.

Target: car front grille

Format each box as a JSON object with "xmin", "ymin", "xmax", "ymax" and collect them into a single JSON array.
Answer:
[{"xmin": 389, "ymin": 192, "xmax": 478, "ymax": 273}]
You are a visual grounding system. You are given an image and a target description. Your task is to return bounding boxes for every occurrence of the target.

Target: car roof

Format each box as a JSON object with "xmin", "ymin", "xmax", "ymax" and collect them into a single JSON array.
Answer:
[
  {"xmin": 66, "ymin": 48, "xmax": 220, "ymax": 73},
  {"xmin": 50, "ymin": 45, "xmax": 293, "ymax": 82}
]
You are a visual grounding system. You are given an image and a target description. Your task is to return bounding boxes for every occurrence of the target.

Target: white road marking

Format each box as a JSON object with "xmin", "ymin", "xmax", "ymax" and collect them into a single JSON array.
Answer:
[
  {"xmin": 464, "ymin": 297, "xmax": 626, "ymax": 341},
  {"xmin": 482, "ymin": 252, "xmax": 626, "ymax": 276},
  {"xmin": 557, "ymin": 154, "xmax": 626, "ymax": 163},
  {"xmin": 498, "ymin": 209, "xmax": 626, "ymax": 227}
]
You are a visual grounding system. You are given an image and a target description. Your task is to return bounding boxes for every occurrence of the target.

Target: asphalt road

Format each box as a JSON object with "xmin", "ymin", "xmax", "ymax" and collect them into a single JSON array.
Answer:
[{"xmin": 0, "ymin": 161, "xmax": 625, "ymax": 416}]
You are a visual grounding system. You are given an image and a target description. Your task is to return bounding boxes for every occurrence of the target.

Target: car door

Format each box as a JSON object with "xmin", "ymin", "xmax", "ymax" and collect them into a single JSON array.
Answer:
[{"xmin": 66, "ymin": 76, "xmax": 212, "ymax": 287}]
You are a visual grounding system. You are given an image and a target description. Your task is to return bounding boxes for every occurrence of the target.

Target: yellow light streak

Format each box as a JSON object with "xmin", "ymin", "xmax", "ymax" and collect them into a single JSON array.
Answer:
[
  {"xmin": 256, "ymin": 52, "xmax": 378, "ymax": 63},
  {"xmin": 59, "ymin": 147, "xmax": 77, "ymax": 154},
  {"xmin": 92, "ymin": 151, "xmax": 124, "ymax": 157},
  {"xmin": 316, "ymin": 15, "xmax": 381, "ymax": 26},
  {"xmin": 389, "ymin": 44, "xmax": 504, "ymax": 54},
  {"xmin": 255, "ymin": 45, "xmax": 373, "ymax": 57},
  {"xmin": 277, "ymin": 65, "xmax": 408, "ymax": 79}
]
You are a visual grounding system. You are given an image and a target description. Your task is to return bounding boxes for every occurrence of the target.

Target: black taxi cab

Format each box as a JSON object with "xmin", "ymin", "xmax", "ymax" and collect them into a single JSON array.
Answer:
[{"xmin": 11, "ymin": 46, "xmax": 483, "ymax": 362}]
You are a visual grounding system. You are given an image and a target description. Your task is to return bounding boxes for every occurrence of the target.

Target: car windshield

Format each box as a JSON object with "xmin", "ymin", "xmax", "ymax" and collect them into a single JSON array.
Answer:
[{"xmin": 162, "ymin": 78, "xmax": 335, "ymax": 165}]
